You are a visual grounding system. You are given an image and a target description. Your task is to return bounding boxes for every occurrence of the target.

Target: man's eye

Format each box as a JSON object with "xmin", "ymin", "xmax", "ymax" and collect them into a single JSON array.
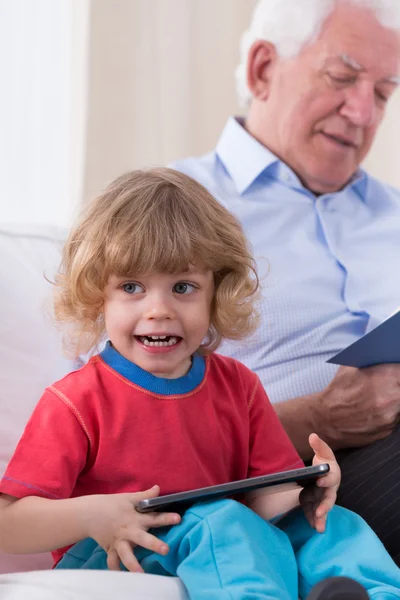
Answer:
[
  {"xmin": 122, "ymin": 282, "xmax": 143, "ymax": 294},
  {"xmin": 375, "ymin": 89, "xmax": 389, "ymax": 103},
  {"xmin": 328, "ymin": 73, "xmax": 356, "ymax": 85},
  {"xmin": 173, "ymin": 282, "xmax": 195, "ymax": 295}
]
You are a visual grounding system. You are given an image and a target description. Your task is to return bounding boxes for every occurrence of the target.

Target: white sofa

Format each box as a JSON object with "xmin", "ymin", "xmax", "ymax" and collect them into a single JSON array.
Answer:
[{"xmin": 0, "ymin": 224, "xmax": 187, "ymax": 599}]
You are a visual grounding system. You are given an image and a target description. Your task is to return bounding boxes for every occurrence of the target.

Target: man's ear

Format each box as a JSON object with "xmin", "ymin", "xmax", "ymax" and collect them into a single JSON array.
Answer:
[{"xmin": 246, "ymin": 40, "xmax": 277, "ymax": 101}]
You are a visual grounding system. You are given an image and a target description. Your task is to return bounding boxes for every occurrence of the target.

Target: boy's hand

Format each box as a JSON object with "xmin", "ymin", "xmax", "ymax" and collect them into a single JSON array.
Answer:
[
  {"xmin": 299, "ymin": 433, "xmax": 341, "ymax": 533},
  {"xmin": 84, "ymin": 485, "xmax": 181, "ymax": 572}
]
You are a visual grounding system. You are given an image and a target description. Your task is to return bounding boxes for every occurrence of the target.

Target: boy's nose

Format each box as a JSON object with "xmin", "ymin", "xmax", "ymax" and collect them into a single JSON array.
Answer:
[{"xmin": 143, "ymin": 296, "xmax": 176, "ymax": 320}]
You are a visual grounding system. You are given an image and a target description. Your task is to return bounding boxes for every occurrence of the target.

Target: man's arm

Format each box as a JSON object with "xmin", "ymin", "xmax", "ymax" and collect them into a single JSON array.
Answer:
[{"xmin": 274, "ymin": 364, "xmax": 400, "ymax": 460}]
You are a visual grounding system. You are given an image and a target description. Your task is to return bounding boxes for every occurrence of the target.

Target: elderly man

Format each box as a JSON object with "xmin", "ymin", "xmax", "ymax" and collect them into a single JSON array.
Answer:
[{"xmin": 172, "ymin": 0, "xmax": 400, "ymax": 564}]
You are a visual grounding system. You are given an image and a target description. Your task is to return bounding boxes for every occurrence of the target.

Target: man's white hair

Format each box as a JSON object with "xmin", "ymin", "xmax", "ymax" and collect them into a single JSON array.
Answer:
[{"xmin": 236, "ymin": 0, "xmax": 400, "ymax": 107}]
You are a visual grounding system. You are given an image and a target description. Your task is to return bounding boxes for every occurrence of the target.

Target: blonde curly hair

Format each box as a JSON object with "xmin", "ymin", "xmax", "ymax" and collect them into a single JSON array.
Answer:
[{"xmin": 53, "ymin": 168, "xmax": 259, "ymax": 357}]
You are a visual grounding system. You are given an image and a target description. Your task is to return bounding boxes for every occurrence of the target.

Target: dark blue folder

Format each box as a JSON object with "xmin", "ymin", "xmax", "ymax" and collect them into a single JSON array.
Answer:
[{"xmin": 328, "ymin": 310, "xmax": 400, "ymax": 368}]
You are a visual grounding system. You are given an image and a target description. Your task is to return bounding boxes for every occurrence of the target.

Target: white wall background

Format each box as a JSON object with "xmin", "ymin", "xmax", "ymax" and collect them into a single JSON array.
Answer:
[
  {"xmin": 363, "ymin": 99, "xmax": 400, "ymax": 185},
  {"xmin": 0, "ymin": 0, "xmax": 399, "ymax": 228},
  {"xmin": 0, "ymin": 0, "xmax": 89, "ymax": 228},
  {"xmin": 82, "ymin": 0, "xmax": 258, "ymax": 200}
]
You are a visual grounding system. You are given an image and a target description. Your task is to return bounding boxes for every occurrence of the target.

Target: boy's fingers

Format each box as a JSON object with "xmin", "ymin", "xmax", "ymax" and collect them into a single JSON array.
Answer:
[
  {"xmin": 132, "ymin": 485, "xmax": 160, "ymax": 503},
  {"xmin": 314, "ymin": 514, "xmax": 327, "ymax": 533},
  {"xmin": 302, "ymin": 502, "xmax": 315, "ymax": 528},
  {"xmin": 107, "ymin": 548, "xmax": 121, "ymax": 571},
  {"xmin": 309, "ymin": 433, "xmax": 336, "ymax": 462},
  {"xmin": 316, "ymin": 502, "xmax": 329, "ymax": 518},
  {"xmin": 142, "ymin": 511, "xmax": 181, "ymax": 528},
  {"xmin": 316, "ymin": 492, "xmax": 336, "ymax": 518},
  {"xmin": 131, "ymin": 529, "xmax": 169, "ymax": 556},
  {"xmin": 115, "ymin": 540, "xmax": 144, "ymax": 573},
  {"xmin": 301, "ymin": 482, "xmax": 324, "ymax": 505},
  {"xmin": 316, "ymin": 472, "xmax": 337, "ymax": 487}
]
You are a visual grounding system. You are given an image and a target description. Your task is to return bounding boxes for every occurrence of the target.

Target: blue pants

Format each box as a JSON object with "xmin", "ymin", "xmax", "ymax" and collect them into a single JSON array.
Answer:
[{"xmin": 57, "ymin": 501, "xmax": 400, "ymax": 599}]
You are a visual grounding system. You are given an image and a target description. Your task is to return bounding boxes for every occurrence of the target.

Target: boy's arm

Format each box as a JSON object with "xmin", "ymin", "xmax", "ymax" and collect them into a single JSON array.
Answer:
[
  {"xmin": 244, "ymin": 372, "xmax": 341, "ymax": 531},
  {"xmin": 0, "ymin": 487, "xmax": 181, "ymax": 570},
  {"xmin": 0, "ymin": 493, "xmax": 93, "ymax": 553},
  {"xmin": 0, "ymin": 386, "xmax": 99, "ymax": 553},
  {"xmin": 243, "ymin": 372, "xmax": 308, "ymax": 522},
  {"xmin": 246, "ymin": 487, "xmax": 300, "ymax": 521},
  {"xmin": 246, "ymin": 434, "xmax": 341, "ymax": 531},
  {"xmin": 0, "ymin": 386, "xmax": 180, "ymax": 569}
]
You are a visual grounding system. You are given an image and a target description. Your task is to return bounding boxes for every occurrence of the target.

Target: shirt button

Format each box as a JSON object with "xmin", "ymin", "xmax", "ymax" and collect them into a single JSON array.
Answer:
[{"xmin": 323, "ymin": 198, "xmax": 336, "ymax": 212}]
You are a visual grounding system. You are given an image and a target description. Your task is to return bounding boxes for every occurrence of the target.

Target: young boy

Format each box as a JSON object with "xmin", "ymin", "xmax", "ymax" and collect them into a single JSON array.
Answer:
[{"xmin": 0, "ymin": 169, "xmax": 399, "ymax": 600}]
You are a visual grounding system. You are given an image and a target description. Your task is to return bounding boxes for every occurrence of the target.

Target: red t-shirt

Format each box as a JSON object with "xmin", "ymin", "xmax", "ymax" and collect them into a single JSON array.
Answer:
[{"xmin": 0, "ymin": 350, "xmax": 303, "ymax": 564}]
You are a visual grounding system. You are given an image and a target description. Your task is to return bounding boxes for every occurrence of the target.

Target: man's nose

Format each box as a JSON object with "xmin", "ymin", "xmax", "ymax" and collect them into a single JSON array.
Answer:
[
  {"xmin": 143, "ymin": 293, "xmax": 175, "ymax": 320},
  {"xmin": 340, "ymin": 83, "xmax": 378, "ymax": 128}
]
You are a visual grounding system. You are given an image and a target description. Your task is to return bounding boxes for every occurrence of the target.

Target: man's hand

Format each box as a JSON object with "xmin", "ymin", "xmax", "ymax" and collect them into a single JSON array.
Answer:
[
  {"xmin": 317, "ymin": 364, "xmax": 400, "ymax": 449},
  {"xmin": 276, "ymin": 363, "xmax": 400, "ymax": 458},
  {"xmin": 300, "ymin": 434, "xmax": 340, "ymax": 533},
  {"xmin": 84, "ymin": 485, "xmax": 181, "ymax": 572}
]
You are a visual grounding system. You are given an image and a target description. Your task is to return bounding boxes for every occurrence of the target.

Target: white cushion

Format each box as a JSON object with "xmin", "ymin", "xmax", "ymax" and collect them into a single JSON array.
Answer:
[
  {"xmin": 0, "ymin": 224, "xmax": 78, "ymax": 573},
  {"xmin": 0, "ymin": 224, "xmax": 75, "ymax": 475},
  {"xmin": 0, "ymin": 570, "xmax": 187, "ymax": 599}
]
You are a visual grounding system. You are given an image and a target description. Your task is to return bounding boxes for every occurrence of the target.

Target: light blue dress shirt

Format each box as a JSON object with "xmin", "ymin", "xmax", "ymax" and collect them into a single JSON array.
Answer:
[{"xmin": 171, "ymin": 117, "xmax": 400, "ymax": 404}]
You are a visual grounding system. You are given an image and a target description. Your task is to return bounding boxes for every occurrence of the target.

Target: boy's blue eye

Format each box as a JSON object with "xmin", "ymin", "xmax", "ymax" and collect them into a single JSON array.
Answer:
[
  {"xmin": 122, "ymin": 282, "xmax": 143, "ymax": 294},
  {"xmin": 173, "ymin": 282, "xmax": 195, "ymax": 295}
]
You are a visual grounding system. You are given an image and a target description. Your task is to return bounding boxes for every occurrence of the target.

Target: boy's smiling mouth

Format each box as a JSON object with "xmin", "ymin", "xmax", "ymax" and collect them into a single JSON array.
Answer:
[{"xmin": 135, "ymin": 335, "xmax": 182, "ymax": 348}]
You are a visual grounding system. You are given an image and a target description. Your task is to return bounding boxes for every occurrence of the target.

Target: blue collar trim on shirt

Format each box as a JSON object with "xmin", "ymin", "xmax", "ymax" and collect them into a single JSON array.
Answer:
[
  {"xmin": 216, "ymin": 116, "xmax": 369, "ymax": 197},
  {"xmin": 99, "ymin": 341, "xmax": 206, "ymax": 395}
]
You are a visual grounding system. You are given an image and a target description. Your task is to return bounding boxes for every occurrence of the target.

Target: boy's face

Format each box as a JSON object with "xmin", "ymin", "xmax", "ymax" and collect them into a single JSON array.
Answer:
[{"xmin": 103, "ymin": 269, "xmax": 214, "ymax": 379}]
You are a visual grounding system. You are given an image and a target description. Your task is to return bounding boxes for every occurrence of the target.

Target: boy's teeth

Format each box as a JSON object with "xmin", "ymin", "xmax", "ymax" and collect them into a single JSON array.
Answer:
[{"xmin": 140, "ymin": 336, "xmax": 178, "ymax": 347}]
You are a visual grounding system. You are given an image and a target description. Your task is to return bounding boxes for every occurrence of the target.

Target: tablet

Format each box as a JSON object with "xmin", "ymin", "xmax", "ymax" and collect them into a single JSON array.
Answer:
[{"xmin": 136, "ymin": 463, "xmax": 330, "ymax": 513}]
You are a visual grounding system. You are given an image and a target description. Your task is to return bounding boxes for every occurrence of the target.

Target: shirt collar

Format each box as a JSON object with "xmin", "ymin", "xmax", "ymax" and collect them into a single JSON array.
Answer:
[
  {"xmin": 99, "ymin": 341, "xmax": 206, "ymax": 395},
  {"xmin": 216, "ymin": 116, "xmax": 279, "ymax": 195},
  {"xmin": 216, "ymin": 116, "xmax": 368, "ymax": 198}
]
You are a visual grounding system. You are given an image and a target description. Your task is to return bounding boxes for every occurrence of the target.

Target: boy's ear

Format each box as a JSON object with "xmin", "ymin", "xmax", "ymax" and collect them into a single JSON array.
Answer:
[
  {"xmin": 246, "ymin": 40, "xmax": 278, "ymax": 101},
  {"xmin": 96, "ymin": 302, "xmax": 105, "ymax": 324}
]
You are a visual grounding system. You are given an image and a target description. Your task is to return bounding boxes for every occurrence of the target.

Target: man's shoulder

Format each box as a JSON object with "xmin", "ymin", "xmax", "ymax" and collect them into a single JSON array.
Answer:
[
  {"xmin": 170, "ymin": 151, "xmax": 216, "ymax": 181},
  {"xmin": 169, "ymin": 153, "xmax": 232, "ymax": 208},
  {"xmin": 364, "ymin": 172, "xmax": 400, "ymax": 208},
  {"xmin": 170, "ymin": 153, "xmax": 222, "ymax": 191}
]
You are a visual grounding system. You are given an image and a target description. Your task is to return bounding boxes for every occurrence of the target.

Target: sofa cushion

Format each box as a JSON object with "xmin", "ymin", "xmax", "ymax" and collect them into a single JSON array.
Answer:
[
  {"xmin": 0, "ymin": 569, "xmax": 187, "ymax": 599},
  {"xmin": 0, "ymin": 224, "xmax": 76, "ymax": 572}
]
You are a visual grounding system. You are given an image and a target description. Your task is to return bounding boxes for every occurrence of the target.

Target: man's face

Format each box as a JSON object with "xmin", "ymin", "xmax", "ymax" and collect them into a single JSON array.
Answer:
[{"xmin": 249, "ymin": 4, "xmax": 400, "ymax": 194}]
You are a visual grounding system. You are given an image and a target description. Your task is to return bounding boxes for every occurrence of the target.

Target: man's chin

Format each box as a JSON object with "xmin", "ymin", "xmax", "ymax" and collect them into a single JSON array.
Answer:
[{"xmin": 302, "ymin": 168, "xmax": 356, "ymax": 195}]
